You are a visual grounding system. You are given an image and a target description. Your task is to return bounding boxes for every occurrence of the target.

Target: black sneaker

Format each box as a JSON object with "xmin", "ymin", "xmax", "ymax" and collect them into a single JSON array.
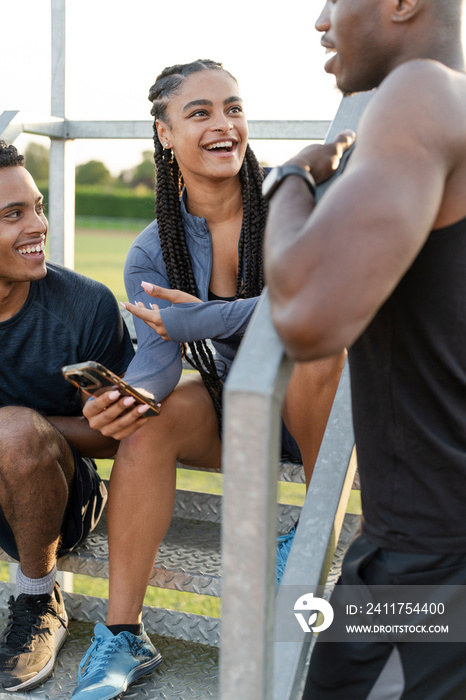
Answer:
[{"xmin": 0, "ymin": 582, "xmax": 68, "ymax": 691}]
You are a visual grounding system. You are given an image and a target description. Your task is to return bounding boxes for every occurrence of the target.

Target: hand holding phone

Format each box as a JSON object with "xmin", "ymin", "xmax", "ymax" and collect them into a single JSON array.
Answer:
[{"xmin": 62, "ymin": 361, "xmax": 160, "ymax": 417}]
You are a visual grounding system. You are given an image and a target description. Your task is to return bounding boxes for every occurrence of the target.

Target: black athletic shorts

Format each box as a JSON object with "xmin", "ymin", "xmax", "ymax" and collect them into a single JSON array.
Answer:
[
  {"xmin": 303, "ymin": 535, "xmax": 466, "ymax": 700},
  {"xmin": 0, "ymin": 443, "xmax": 107, "ymax": 561},
  {"xmin": 281, "ymin": 419, "xmax": 302, "ymax": 463}
]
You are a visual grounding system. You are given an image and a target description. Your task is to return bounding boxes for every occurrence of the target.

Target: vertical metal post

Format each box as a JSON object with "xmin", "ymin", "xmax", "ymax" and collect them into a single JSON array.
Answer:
[
  {"xmin": 56, "ymin": 570, "xmax": 74, "ymax": 593},
  {"xmin": 221, "ymin": 292, "xmax": 294, "ymax": 700},
  {"xmin": 48, "ymin": 0, "xmax": 75, "ymax": 268},
  {"xmin": 49, "ymin": 1, "xmax": 75, "ymax": 594},
  {"xmin": 8, "ymin": 563, "xmax": 18, "ymax": 585}
]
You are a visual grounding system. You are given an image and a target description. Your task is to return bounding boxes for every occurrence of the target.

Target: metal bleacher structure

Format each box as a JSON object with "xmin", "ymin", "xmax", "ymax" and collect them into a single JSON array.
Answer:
[{"xmin": 0, "ymin": 1, "xmax": 373, "ymax": 698}]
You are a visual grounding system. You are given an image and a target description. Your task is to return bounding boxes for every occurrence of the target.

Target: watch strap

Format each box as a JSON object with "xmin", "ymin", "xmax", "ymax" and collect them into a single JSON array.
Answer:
[{"xmin": 262, "ymin": 164, "xmax": 316, "ymax": 200}]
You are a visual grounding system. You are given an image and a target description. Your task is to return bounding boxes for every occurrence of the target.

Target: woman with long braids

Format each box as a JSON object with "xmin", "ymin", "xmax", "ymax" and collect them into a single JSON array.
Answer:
[{"xmin": 74, "ymin": 60, "xmax": 345, "ymax": 700}]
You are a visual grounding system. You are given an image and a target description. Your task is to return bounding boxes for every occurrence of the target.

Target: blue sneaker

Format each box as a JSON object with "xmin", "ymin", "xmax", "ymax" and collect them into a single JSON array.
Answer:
[
  {"xmin": 276, "ymin": 524, "xmax": 297, "ymax": 586},
  {"xmin": 72, "ymin": 623, "xmax": 162, "ymax": 699}
]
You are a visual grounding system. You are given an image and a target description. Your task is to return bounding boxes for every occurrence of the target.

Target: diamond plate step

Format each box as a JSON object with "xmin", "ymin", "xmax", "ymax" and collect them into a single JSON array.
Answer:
[
  {"xmin": 0, "ymin": 615, "xmax": 218, "ymax": 700},
  {"xmin": 0, "ymin": 585, "xmax": 220, "ymax": 645},
  {"xmin": 0, "ymin": 492, "xmax": 301, "ymax": 597},
  {"xmin": 178, "ymin": 460, "xmax": 360, "ymax": 489},
  {"xmin": 179, "ymin": 458, "xmax": 307, "ymax": 483},
  {"xmin": 171, "ymin": 488, "xmax": 301, "ymax": 529},
  {"xmin": 0, "ymin": 511, "xmax": 359, "ymax": 700}
]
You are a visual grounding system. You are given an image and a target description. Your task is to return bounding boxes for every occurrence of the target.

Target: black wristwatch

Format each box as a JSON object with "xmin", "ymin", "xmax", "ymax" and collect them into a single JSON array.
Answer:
[{"xmin": 262, "ymin": 164, "xmax": 316, "ymax": 201}]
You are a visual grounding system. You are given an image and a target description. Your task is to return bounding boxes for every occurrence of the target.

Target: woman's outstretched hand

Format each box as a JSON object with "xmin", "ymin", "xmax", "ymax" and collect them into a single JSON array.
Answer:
[{"xmin": 121, "ymin": 282, "xmax": 201, "ymax": 340}]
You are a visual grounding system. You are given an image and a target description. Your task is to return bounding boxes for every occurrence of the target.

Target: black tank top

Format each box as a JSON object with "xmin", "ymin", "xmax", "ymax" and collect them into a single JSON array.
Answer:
[
  {"xmin": 208, "ymin": 289, "xmax": 235, "ymax": 302},
  {"xmin": 349, "ymin": 216, "xmax": 466, "ymax": 553}
]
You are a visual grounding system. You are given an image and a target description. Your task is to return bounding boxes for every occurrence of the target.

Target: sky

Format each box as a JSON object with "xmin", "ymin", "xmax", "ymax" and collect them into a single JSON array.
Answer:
[{"xmin": 1, "ymin": 0, "xmax": 343, "ymax": 175}]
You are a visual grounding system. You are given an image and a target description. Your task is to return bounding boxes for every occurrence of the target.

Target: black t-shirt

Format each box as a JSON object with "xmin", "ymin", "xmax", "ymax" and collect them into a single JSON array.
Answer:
[
  {"xmin": 349, "ymin": 217, "xmax": 466, "ymax": 554},
  {"xmin": 0, "ymin": 262, "xmax": 134, "ymax": 417}
]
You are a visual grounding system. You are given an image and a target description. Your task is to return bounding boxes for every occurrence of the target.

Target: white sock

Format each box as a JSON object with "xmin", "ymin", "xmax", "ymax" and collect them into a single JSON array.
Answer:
[{"xmin": 15, "ymin": 564, "xmax": 57, "ymax": 599}]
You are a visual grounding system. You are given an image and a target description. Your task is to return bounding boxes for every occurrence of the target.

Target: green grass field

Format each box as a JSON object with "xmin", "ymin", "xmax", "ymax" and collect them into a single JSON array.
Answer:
[
  {"xmin": 74, "ymin": 228, "xmax": 137, "ymax": 302},
  {"xmin": 33, "ymin": 221, "xmax": 360, "ymax": 617}
]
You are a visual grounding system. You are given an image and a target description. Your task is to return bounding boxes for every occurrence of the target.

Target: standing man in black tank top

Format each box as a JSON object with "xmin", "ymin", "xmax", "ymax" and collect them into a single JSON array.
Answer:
[{"xmin": 264, "ymin": 0, "xmax": 466, "ymax": 698}]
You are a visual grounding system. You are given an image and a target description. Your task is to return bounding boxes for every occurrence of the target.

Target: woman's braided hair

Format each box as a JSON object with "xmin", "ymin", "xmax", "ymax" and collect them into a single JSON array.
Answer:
[{"xmin": 148, "ymin": 59, "xmax": 268, "ymax": 432}]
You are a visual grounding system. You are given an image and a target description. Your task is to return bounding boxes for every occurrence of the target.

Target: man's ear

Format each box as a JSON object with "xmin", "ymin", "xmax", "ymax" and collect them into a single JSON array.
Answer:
[{"xmin": 392, "ymin": 0, "xmax": 422, "ymax": 22}]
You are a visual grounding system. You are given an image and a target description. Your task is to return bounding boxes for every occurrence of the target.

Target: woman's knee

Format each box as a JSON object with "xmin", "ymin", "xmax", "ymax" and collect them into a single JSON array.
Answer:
[{"xmin": 117, "ymin": 376, "xmax": 220, "ymax": 465}]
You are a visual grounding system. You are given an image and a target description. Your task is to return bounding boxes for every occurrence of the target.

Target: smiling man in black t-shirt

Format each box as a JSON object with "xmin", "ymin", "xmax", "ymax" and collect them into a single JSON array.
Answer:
[{"xmin": 0, "ymin": 141, "xmax": 134, "ymax": 692}]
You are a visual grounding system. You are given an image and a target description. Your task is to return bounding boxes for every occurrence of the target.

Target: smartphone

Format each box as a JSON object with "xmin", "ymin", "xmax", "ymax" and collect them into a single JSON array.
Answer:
[{"xmin": 61, "ymin": 361, "xmax": 160, "ymax": 416}]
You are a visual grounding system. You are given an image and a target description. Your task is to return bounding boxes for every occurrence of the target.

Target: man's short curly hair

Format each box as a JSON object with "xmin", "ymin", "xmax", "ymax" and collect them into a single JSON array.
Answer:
[{"xmin": 0, "ymin": 141, "xmax": 25, "ymax": 169}]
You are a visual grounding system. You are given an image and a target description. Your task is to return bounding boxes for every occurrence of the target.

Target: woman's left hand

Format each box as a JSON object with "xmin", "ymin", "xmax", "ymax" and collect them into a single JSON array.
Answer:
[{"xmin": 121, "ymin": 281, "xmax": 201, "ymax": 340}]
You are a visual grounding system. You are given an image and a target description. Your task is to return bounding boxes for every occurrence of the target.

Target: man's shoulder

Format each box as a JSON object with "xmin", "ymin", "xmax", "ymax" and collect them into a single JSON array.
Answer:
[
  {"xmin": 44, "ymin": 260, "xmax": 103, "ymax": 288},
  {"xmin": 44, "ymin": 261, "xmax": 114, "ymax": 298},
  {"xmin": 385, "ymin": 59, "xmax": 464, "ymax": 90},
  {"xmin": 36, "ymin": 262, "xmax": 119, "ymax": 326},
  {"xmin": 378, "ymin": 59, "xmax": 466, "ymax": 111},
  {"xmin": 359, "ymin": 59, "xmax": 466, "ymax": 148}
]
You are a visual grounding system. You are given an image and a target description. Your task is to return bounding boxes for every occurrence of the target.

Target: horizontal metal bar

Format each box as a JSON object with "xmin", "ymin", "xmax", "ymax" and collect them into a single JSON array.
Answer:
[
  {"xmin": 0, "ymin": 111, "xmax": 66, "ymax": 141},
  {"xmin": 64, "ymin": 119, "xmax": 333, "ymax": 141},
  {"xmin": 0, "ymin": 111, "xmax": 332, "ymax": 142},
  {"xmin": 249, "ymin": 120, "xmax": 331, "ymax": 140},
  {"xmin": 66, "ymin": 120, "xmax": 151, "ymax": 139}
]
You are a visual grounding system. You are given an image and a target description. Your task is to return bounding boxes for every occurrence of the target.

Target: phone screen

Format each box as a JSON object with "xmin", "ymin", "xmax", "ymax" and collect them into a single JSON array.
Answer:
[{"xmin": 62, "ymin": 362, "xmax": 160, "ymax": 416}]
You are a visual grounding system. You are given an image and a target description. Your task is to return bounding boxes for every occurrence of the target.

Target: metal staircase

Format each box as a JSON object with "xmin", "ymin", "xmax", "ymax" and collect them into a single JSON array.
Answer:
[
  {"xmin": 0, "ymin": 462, "xmax": 307, "ymax": 699},
  {"xmin": 0, "ymin": 462, "xmax": 357, "ymax": 699}
]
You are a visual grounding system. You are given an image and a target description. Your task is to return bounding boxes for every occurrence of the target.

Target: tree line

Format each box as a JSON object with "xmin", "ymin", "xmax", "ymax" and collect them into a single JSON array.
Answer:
[{"xmin": 25, "ymin": 142, "xmax": 155, "ymax": 190}]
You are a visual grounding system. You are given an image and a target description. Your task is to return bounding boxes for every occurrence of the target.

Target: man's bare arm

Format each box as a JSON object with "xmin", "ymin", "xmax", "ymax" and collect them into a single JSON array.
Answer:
[
  {"xmin": 265, "ymin": 61, "xmax": 461, "ymax": 361},
  {"xmin": 47, "ymin": 413, "xmax": 120, "ymax": 459}
]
